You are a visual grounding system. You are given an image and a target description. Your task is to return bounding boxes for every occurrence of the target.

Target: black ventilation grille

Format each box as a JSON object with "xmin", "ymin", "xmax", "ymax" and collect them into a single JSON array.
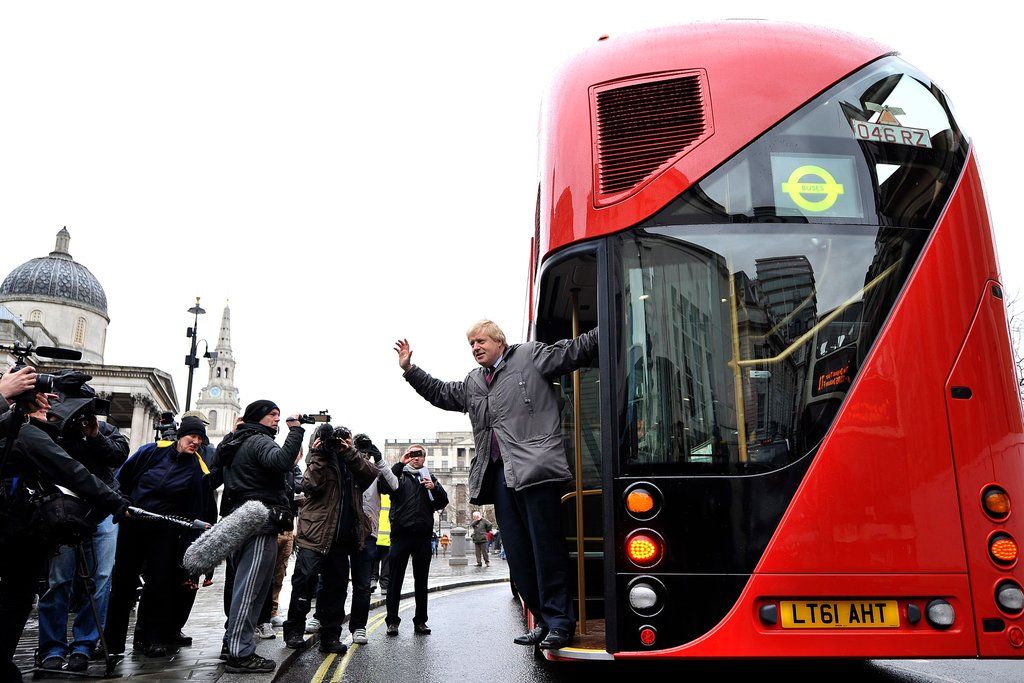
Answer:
[{"xmin": 595, "ymin": 74, "xmax": 707, "ymax": 196}]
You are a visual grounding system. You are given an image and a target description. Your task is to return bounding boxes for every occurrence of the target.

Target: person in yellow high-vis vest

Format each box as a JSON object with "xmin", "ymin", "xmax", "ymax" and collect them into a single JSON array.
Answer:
[{"xmin": 371, "ymin": 494, "xmax": 392, "ymax": 597}]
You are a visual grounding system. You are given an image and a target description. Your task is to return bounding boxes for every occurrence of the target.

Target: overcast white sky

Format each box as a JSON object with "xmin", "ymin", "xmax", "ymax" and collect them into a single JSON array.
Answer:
[{"xmin": 0, "ymin": 2, "xmax": 1018, "ymax": 443}]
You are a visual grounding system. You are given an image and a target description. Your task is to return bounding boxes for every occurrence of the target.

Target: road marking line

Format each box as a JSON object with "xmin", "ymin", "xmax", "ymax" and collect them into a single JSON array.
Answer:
[
  {"xmin": 313, "ymin": 584, "xmax": 498, "ymax": 683},
  {"xmin": 310, "ymin": 652, "xmax": 337, "ymax": 683}
]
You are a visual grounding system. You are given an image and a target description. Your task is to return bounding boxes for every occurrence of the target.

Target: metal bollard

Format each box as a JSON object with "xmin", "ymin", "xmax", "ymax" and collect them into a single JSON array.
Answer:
[{"xmin": 449, "ymin": 526, "xmax": 469, "ymax": 566}]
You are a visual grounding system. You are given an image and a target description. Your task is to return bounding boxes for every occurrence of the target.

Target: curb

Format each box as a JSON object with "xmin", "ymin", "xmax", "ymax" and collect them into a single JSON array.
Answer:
[{"xmin": 273, "ymin": 577, "xmax": 509, "ymax": 681}]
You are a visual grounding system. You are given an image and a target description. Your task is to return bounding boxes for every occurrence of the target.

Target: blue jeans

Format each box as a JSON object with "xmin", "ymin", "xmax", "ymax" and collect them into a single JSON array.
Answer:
[{"xmin": 38, "ymin": 516, "xmax": 118, "ymax": 659}]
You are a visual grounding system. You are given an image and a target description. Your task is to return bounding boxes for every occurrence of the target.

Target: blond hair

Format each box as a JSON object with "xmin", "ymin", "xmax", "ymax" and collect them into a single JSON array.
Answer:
[{"xmin": 466, "ymin": 319, "xmax": 506, "ymax": 346}]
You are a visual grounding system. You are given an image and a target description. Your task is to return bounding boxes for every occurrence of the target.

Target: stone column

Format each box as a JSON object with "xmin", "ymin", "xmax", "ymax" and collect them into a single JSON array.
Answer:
[{"xmin": 128, "ymin": 393, "xmax": 150, "ymax": 454}]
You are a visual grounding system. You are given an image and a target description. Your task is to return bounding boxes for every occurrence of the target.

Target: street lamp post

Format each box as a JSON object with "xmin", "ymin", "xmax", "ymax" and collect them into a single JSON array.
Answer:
[{"xmin": 184, "ymin": 297, "xmax": 206, "ymax": 412}]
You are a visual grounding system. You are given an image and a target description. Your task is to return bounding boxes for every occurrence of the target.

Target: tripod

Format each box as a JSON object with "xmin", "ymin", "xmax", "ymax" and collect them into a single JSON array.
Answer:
[{"xmin": 29, "ymin": 535, "xmax": 121, "ymax": 679}]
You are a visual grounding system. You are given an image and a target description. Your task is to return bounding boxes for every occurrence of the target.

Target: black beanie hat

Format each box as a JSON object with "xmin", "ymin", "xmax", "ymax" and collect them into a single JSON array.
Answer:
[
  {"xmin": 243, "ymin": 399, "xmax": 279, "ymax": 424},
  {"xmin": 177, "ymin": 416, "xmax": 208, "ymax": 441}
]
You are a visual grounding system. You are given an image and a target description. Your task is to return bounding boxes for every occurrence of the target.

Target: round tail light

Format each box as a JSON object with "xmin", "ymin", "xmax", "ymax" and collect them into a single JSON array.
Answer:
[
  {"xmin": 997, "ymin": 581, "xmax": 1024, "ymax": 615},
  {"xmin": 989, "ymin": 533, "xmax": 1019, "ymax": 566},
  {"xmin": 626, "ymin": 530, "xmax": 664, "ymax": 568},
  {"xmin": 983, "ymin": 487, "xmax": 1011, "ymax": 520},
  {"xmin": 624, "ymin": 483, "xmax": 662, "ymax": 520},
  {"xmin": 639, "ymin": 626, "xmax": 657, "ymax": 646}
]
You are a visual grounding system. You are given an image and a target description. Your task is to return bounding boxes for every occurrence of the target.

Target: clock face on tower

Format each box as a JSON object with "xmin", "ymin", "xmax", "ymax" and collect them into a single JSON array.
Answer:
[{"xmin": 209, "ymin": 387, "xmax": 222, "ymax": 398}]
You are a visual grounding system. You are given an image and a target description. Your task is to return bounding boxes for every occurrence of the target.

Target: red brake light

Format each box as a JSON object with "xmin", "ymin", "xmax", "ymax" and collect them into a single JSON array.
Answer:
[{"xmin": 639, "ymin": 626, "xmax": 657, "ymax": 646}]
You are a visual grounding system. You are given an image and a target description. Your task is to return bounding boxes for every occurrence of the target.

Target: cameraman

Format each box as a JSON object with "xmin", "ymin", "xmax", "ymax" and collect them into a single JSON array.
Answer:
[
  {"xmin": 216, "ymin": 400, "xmax": 303, "ymax": 675},
  {"xmin": 0, "ymin": 387, "xmax": 128, "ymax": 681},
  {"xmin": 282, "ymin": 425, "xmax": 377, "ymax": 654},
  {"xmin": 351, "ymin": 433, "xmax": 397, "ymax": 645},
  {"xmin": 36, "ymin": 395, "xmax": 129, "ymax": 672}
]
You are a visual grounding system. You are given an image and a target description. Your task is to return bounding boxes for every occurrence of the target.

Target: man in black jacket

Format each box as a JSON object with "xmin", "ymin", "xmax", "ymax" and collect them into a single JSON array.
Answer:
[
  {"xmin": 217, "ymin": 400, "xmax": 303, "ymax": 675},
  {"xmin": 0, "ymin": 385, "xmax": 128, "ymax": 681},
  {"xmin": 383, "ymin": 445, "xmax": 448, "ymax": 636},
  {"xmin": 36, "ymin": 399, "xmax": 129, "ymax": 671}
]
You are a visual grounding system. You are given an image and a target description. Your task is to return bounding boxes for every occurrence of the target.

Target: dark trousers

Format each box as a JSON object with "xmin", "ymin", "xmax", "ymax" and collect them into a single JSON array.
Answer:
[
  {"xmin": 371, "ymin": 545, "xmax": 390, "ymax": 589},
  {"xmin": 283, "ymin": 540, "xmax": 358, "ymax": 642},
  {"xmin": 0, "ymin": 534, "xmax": 47, "ymax": 678},
  {"xmin": 385, "ymin": 533, "xmax": 431, "ymax": 627},
  {"xmin": 490, "ymin": 463, "xmax": 574, "ymax": 633},
  {"xmin": 105, "ymin": 522, "xmax": 184, "ymax": 653}
]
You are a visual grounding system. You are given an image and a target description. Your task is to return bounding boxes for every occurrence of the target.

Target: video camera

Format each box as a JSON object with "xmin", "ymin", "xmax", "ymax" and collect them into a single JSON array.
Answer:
[
  {"xmin": 155, "ymin": 411, "xmax": 177, "ymax": 441},
  {"xmin": 311, "ymin": 422, "xmax": 352, "ymax": 452},
  {"xmin": 1, "ymin": 343, "xmax": 110, "ymax": 432},
  {"xmin": 297, "ymin": 410, "xmax": 331, "ymax": 425}
]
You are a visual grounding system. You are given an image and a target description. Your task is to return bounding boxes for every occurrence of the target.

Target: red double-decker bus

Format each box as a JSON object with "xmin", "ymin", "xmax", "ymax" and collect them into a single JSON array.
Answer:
[{"xmin": 527, "ymin": 22, "xmax": 1024, "ymax": 660}]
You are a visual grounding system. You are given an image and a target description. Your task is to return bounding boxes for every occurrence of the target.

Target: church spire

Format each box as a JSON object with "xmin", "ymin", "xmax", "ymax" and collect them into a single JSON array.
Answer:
[{"xmin": 215, "ymin": 302, "xmax": 233, "ymax": 357}]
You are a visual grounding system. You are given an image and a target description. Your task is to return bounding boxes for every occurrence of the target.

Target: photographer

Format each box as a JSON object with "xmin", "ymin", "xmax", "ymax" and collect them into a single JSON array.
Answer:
[
  {"xmin": 0, "ymin": 386, "xmax": 129, "ymax": 681},
  {"xmin": 36, "ymin": 395, "xmax": 129, "ymax": 672},
  {"xmin": 216, "ymin": 400, "xmax": 303, "ymax": 675},
  {"xmin": 282, "ymin": 425, "xmax": 377, "ymax": 654},
  {"xmin": 383, "ymin": 445, "xmax": 448, "ymax": 636},
  {"xmin": 350, "ymin": 433, "xmax": 396, "ymax": 645},
  {"xmin": 104, "ymin": 416, "xmax": 213, "ymax": 658}
]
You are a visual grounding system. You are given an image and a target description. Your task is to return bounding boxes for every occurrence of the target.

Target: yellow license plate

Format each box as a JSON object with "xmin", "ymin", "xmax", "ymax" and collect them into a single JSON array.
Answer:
[{"xmin": 780, "ymin": 600, "xmax": 900, "ymax": 628}]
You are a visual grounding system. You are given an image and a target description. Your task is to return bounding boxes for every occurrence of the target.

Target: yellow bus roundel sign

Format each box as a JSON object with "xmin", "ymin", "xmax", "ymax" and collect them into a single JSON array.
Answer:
[{"xmin": 781, "ymin": 165, "xmax": 845, "ymax": 212}]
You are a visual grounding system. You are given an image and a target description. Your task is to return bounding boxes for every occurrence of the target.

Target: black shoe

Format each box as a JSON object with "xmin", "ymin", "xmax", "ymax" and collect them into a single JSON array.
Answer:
[
  {"xmin": 143, "ymin": 644, "xmax": 167, "ymax": 658},
  {"xmin": 176, "ymin": 631, "xmax": 192, "ymax": 647},
  {"xmin": 538, "ymin": 628, "xmax": 572, "ymax": 650},
  {"xmin": 219, "ymin": 644, "xmax": 229, "ymax": 661},
  {"xmin": 224, "ymin": 653, "xmax": 276, "ymax": 674},
  {"xmin": 513, "ymin": 626, "xmax": 548, "ymax": 646},
  {"xmin": 386, "ymin": 623, "xmax": 399, "ymax": 636},
  {"xmin": 283, "ymin": 627, "xmax": 309, "ymax": 650},
  {"xmin": 413, "ymin": 623, "xmax": 431, "ymax": 635},
  {"xmin": 319, "ymin": 639, "xmax": 348, "ymax": 654},
  {"xmin": 66, "ymin": 653, "xmax": 89, "ymax": 672},
  {"xmin": 40, "ymin": 656, "xmax": 65, "ymax": 671}
]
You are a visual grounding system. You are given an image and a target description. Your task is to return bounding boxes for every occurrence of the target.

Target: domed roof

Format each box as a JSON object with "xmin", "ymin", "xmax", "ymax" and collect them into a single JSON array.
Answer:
[{"xmin": 0, "ymin": 228, "xmax": 108, "ymax": 318}]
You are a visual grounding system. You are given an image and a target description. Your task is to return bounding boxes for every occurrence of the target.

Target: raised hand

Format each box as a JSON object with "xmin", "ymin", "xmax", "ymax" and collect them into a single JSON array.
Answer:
[{"xmin": 394, "ymin": 339, "xmax": 413, "ymax": 371}]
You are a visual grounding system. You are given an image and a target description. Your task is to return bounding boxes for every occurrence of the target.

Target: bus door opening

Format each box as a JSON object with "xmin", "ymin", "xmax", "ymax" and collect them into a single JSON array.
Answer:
[{"xmin": 535, "ymin": 249, "xmax": 604, "ymax": 649}]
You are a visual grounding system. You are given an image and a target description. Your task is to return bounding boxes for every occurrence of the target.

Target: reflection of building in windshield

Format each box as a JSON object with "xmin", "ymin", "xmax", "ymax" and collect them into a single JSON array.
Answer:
[
  {"xmin": 625, "ymin": 238, "xmax": 736, "ymax": 466},
  {"xmin": 735, "ymin": 255, "xmax": 815, "ymax": 460}
]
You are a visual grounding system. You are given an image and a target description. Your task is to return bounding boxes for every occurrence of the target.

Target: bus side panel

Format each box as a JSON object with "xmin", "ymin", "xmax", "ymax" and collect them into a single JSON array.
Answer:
[
  {"xmin": 615, "ymin": 574, "xmax": 976, "ymax": 658},
  {"xmin": 756, "ymin": 152, "xmax": 995, "ymax": 576},
  {"xmin": 946, "ymin": 281, "xmax": 1024, "ymax": 656}
]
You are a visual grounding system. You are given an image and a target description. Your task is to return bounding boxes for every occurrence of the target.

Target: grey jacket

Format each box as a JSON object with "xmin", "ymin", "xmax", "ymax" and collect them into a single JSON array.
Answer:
[
  {"xmin": 361, "ymin": 457, "xmax": 399, "ymax": 538},
  {"xmin": 403, "ymin": 327, "xmax": 598, "ymax": 504}
]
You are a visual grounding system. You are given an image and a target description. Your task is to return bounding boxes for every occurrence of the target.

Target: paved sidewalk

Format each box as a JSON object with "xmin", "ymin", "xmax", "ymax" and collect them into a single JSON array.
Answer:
[{"xmin": 14, "ymin": 550, "xmax": 509, "ymax": 681}]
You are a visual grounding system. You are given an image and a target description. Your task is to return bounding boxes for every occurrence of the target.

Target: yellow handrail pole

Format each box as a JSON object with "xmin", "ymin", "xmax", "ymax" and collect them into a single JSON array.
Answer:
[{"xmin": 571, "ymin": 288, "xmax": 587, "ymax": 634}]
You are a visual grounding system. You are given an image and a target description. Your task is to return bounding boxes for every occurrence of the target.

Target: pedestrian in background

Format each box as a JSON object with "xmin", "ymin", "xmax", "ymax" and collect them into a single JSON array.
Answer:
[{"xmin": 469, "ymin": 511, "xmax": 492, "ymax": 567}]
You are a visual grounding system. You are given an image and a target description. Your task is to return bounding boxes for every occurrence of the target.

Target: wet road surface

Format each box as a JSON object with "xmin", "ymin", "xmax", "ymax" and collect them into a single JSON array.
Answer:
[{"xmin": 280, "ymin": 584, "xmax": 1024, "ymax": 682}]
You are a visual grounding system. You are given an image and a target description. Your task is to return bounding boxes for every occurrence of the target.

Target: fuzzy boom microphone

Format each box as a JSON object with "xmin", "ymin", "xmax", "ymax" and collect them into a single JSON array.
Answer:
[{"xmin": 183, "ymin": 500, "xmax": 271, "ymax": 576}]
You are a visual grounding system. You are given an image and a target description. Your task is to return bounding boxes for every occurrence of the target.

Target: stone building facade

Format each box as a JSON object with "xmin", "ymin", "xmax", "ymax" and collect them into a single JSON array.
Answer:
[
  {"xmin": 384, "ymin": 431, "xmax": 495, "ymax": 530},
  {"xmin": 0, "ymin": 228, "xmax": 178, "ymax": 451}
]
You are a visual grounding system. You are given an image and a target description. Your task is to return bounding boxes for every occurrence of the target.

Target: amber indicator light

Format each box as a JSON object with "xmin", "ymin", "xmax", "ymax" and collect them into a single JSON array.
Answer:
[
  {"xmin": 639, "ymin": 626, "xmax": 657, "ymax": 646},
  {"xmin": 627, "ymin": 489, "xmax": 656, "ymax": 515},
  {"xmin": 984, "ymin": 488, "xmax": 1011, "ymax": 519},
  {"xmin": 626, "ymin": 532, "xmax": 663, "ymax": 567},
  {"xmin": 990, "ymin": 534, "xmax": 1019, "ymax": 565}
]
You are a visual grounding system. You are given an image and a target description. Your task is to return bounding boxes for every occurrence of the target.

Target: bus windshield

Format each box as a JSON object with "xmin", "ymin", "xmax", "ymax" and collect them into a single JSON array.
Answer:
[{"xmin": 616, "ymin": 56, "xmax": 966, "ymax": 476}]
